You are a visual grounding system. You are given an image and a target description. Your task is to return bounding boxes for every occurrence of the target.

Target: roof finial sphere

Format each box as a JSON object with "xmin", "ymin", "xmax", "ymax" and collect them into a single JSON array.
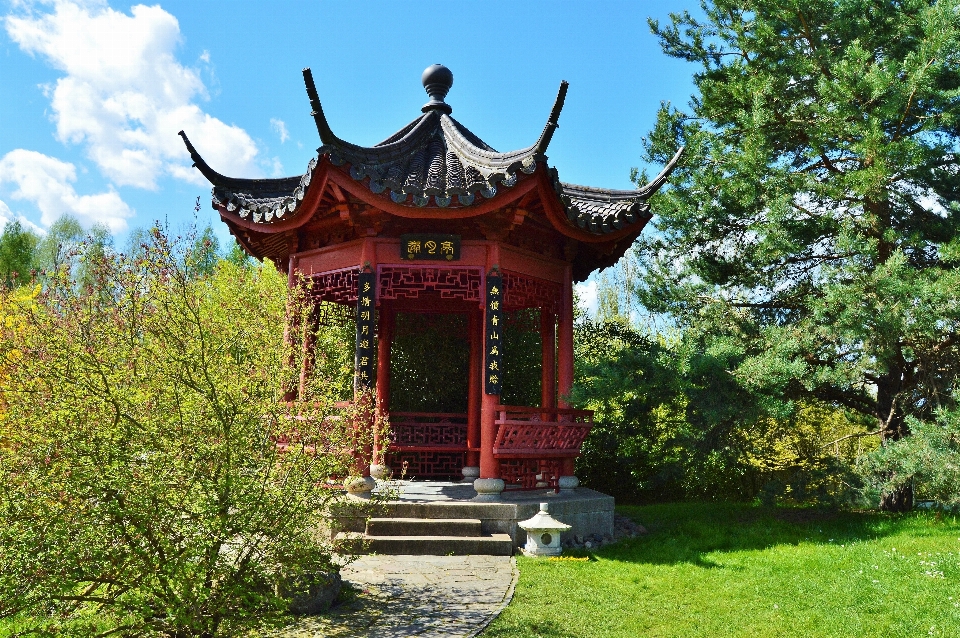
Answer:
[{"xmin": 421, "ymin": 64, "xmax": 453, "ymax": 114}]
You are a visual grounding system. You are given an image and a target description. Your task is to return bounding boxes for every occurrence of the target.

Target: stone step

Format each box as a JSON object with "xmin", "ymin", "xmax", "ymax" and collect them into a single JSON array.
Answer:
[
  {"xmin": 366, "ymin": 517, "xmax": 482, "ymax": 537},
  {"xmin": 335, "ymin": 532, "xmax": 514, "ymax": 556}
]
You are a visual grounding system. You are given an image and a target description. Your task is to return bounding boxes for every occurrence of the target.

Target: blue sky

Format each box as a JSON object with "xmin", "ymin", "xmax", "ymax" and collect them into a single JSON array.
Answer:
[{"xmin": 0, "ymin": 0, "xmax": 698, "ymax": 255}]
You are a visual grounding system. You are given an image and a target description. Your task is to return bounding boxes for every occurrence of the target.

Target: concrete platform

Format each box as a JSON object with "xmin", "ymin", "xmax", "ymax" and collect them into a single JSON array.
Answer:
[{"xmin": 333, "ymin": 480, "xmax": 614, "ymax": 550}]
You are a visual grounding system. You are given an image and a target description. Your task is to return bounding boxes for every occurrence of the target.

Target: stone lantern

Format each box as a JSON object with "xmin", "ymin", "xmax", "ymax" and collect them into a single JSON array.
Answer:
[{"xmin": 518, "ymin": 502, "xmax": 571, "ymax": 557}]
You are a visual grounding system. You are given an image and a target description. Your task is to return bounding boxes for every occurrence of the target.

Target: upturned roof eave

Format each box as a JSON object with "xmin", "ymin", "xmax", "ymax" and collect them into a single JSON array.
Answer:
[{"xmin": 181, "ymin": 68, "xmax": 682, "ymax": 245}]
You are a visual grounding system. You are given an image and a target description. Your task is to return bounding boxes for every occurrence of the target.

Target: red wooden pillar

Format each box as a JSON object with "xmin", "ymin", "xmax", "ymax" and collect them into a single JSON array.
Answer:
[
  {"xmin": 479, "ymin": 246, "xmax": 501, "ymax": 482},
  {"xmin": 465, "ymin": 310, "xmax": 482, "ymax": 473},
  {"xmin": 558, "ymin": 264, "xmax": 576, "ymax": 477},
  {"xmin": 558, "ymin": 264, "xmax": 574, "ymax": 407},
  {"xmin": 374, "ymin": 303, "xmax": 393, "ymax": 468},
  {"xmin": 540, "ymin": 306, "xmax": 556, "ymax": 411}
]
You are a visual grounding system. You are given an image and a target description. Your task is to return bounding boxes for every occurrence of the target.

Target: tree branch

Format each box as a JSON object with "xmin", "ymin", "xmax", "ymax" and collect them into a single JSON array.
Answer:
[{"xmin": 820, "ymin": 430, "xmax": 882, "ymax": 449}]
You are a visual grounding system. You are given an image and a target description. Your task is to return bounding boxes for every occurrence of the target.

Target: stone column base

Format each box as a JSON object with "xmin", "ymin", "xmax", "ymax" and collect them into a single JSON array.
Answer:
[
  {"xmin": 344, "ymin": 475, "xmax": 377, "ymax": 499},
  {"xmin": 369, "ymin": 464, "xmax": 392, "ymax": 480},
  {"xmin": 472, "ymin": 477, "xmax": 505, "ymax": 502},
  {"xmin": 558, "ymin": 475, "xmax": 579, "ymax": 492},
  {"xmin": 461, "ymin": 466, "xmax": 480, "ymax": 482}
]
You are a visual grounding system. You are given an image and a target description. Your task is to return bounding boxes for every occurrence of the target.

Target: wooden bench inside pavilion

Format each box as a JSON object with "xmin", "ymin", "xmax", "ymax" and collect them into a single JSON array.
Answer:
[{"xmin": 180, "ymin": 64, "xmax": 681, "ymax": 502}]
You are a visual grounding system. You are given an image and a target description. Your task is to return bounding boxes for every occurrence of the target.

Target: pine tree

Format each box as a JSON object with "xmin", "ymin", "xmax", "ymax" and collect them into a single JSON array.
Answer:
[{"xmin": 640, "ymin": 0, "xmax": 960, "ymax": 510}]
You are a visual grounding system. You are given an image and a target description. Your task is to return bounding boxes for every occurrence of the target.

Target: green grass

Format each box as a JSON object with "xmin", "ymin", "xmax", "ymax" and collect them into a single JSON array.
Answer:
[{"xmin": 483, "ymin": 502, "xmax": 960, "ymax": 638}]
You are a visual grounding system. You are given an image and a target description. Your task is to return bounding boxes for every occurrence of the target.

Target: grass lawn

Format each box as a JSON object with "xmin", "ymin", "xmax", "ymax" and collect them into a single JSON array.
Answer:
[{"xmin": 482, "ymin": 502, "xmax": 960, "ymax": 638}]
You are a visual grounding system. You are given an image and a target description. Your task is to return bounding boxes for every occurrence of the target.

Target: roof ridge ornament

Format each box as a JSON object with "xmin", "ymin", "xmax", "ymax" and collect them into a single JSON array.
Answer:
[
  {"xmin": 177, "ymin": 130, "xmax": 238, "ymax": 189},
  {"xmin": 534, "ymin": 80, "xmax": 569, "ymax": 156},
  {"xmin": 636, "ymin": 146, "xmax": 685, "ymax": 196},
  {"xmin": 421, "ymin": 64, "xmax": 453, "ymax": 115},
  {"xmin": 302, "ymin": 68, "xmax": 340, "ymax": 146}
]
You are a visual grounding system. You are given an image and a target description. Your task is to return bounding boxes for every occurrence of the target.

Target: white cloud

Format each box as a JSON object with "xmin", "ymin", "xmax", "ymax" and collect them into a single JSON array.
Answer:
[
  {"xmin": 5, "ymin": 0, "xmax": 260, "ymax": 190},
  {"xmin": 575, "ymin": 280, "xmax": 599, "ymax": 318},
  {"xmin": 0, "ymin": 200, "xmax": 47, "ymax": 235},
  {"xmin": 266, "ymin": 156, "xmax": 285, "ymax": 178},
  {"xmin": 0, "ymin": 149, "xmax": 133, "ymax": 232},
  {"xmin": 0, "ymin": 200, "xmax": 12, "ymax": 227},
  {"xmin": 270, "ymin": 118, "xmax": 289, "ymax": 143}
]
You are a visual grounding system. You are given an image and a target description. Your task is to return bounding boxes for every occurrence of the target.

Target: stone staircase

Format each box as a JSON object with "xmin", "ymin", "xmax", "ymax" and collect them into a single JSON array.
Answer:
[
  {"xmin": 333, "ymin": 501, "xmax": 516, "ymax": 556},
  {"xmin": 335, "ymin": 516, "xmax": 514, "ymax": 556},
  {"xmin": 330, "ymin": 484, "xmax": 615, "ymax": 556}
]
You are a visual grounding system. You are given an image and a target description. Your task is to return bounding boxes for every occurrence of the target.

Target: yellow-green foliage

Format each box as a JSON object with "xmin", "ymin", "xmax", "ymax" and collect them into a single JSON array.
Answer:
[
  {"xmin": 738, "ymin": 402, "xmax": 878, "ymax": 503},
  {"xmin": 0, "ymin": 233, "xmax": 367, "ymax": 637},
  {"xmin": 0, "ymin": 284, "xmax": 38, "ymax": 412}
]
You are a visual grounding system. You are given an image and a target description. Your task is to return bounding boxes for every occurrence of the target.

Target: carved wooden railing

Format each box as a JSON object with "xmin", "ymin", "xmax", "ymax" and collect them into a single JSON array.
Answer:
[
  {"xmin": 378, "ymin": 406, "xmax": 594, "ymax": 483},
  {"xmin": 386, "ymin": 412, "xmax": 471, "ymax": 478},
  {"xmin": 387, "ymin": 412, "xmax": 470, "ymax": 451},
  {"xmin": 492, "ymin": 406, "xmax": 593, "ymax": 458}
]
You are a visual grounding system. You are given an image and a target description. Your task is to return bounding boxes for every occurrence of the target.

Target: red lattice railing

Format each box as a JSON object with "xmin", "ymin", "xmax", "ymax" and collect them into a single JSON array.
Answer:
[
  {"xmin": 499, "ymin": 459, "xmax": 564, "ymax": 489},
  {"xmin": 492, "ymin": 406, "xmax": 593, "ymax": 458},
  {"xmin": 493, "ymin": 406, "xmax": 593, "ymax": 489},
  {"xmin": 377, "ymin": 406, "xmax": 594, "ymax": 484},
  {"xmin": 389, "ymin": 451, "xmax": 468, "ymax": 479},
  {"xmin": 387, "ymin": 412, "xmax": 469, "ymax": 451},
  {"xmin": 385, "ymin": 412, "xmax": 470, "ymax": 478},
  {"xmin": 305, "ymin": 267, "xmax": 359, "ymax": 305},
  {"xmin": 502, "ymin": 271, "xmax": 562, "ymax": 314}
]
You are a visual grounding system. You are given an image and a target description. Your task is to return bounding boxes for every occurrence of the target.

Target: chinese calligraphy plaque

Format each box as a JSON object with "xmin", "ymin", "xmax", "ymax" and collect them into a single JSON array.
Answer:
[
  {"xmin": 355, "ymin": 270, "xmax": 376, "ymax": 390},
  {"xmin": 485, "ymin": 274, "xmax": 504, "ymax": 395},
  {"xmin": 400, "ymin": 234, "xmax": 460, "ymax": 261}
]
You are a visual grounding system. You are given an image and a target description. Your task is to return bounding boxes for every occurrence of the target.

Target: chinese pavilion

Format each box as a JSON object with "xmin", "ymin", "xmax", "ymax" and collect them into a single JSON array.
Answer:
[{"xmin": 179, "ymin": 64, "xmax": 681, "ymax": 501}]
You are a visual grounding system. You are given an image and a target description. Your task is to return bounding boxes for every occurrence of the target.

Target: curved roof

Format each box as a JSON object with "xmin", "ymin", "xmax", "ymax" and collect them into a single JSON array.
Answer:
[
  {"xmin": 179, "ymin": 66, "xmax": 682, "ymax": 235},
  {"xmin": 324, "ymin": 111, "xmax": 539, "ymax": 207}
]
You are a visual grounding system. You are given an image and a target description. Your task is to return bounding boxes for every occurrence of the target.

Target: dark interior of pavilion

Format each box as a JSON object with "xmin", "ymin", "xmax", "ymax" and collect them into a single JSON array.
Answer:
[{"xmin": 348, "ymin": 308, "xmax": 548, "ymax": 481}]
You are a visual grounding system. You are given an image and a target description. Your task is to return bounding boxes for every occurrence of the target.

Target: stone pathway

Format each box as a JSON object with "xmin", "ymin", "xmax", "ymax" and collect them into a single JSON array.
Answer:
[{"xmin": 275, "ymin": 555, "xmax": 518, "ymax": 638}]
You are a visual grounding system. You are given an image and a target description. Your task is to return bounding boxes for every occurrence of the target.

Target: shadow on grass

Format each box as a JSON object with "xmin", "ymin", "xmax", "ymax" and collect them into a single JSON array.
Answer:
[{"xmin": 596, "ymin": 501, "xmax": 949, "ymax": 568}]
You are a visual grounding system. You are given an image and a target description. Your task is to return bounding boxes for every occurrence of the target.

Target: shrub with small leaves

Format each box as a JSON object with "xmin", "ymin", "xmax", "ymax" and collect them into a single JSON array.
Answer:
[{"xmin": 0, "ymin": 230, "xmax": 366, "ymax": 637}]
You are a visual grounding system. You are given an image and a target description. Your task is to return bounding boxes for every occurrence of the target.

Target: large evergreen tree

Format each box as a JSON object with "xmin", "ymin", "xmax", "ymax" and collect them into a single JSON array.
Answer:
[{"xmin": 639, "ymin": 0, "xmax": 960, "ymax": 510}]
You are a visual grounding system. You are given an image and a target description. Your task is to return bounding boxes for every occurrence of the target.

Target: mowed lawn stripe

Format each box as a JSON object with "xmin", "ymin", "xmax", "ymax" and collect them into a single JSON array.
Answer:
[{"xmin": 483, "ymin": 502, "xmax": 960, "ymax": 638}]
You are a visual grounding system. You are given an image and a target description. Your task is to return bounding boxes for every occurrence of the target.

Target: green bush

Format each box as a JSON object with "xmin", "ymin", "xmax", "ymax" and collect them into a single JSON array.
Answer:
[
  {"xmin": 573, "ymin": 320, "xmax": 870, "ymax": 504},
  {"xmin": 859, "ymin": 407, "xmax": 960, "ymax": 509},
  {"xmin": 0, "ymin": 231, "xmax": 361, "ymax": 637}
]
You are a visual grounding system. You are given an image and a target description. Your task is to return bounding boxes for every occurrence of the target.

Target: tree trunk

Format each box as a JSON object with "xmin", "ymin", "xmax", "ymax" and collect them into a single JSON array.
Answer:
[
  {"xmin": 879, "ymin": 482, "xmax": 913, "ymax": 513},
  {"xmin": 876, "ymin": 367, "xmax": 913, "ymax": 512}
]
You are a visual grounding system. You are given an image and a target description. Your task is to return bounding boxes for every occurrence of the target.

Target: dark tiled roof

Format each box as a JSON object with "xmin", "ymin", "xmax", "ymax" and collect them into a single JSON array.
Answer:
[
  {"xmin": 557, "ymin": 179, "xmax": 651, "ymax": 234},
  {"xmin": 325, "ymin": 111, "xmax": 540, "ymax": 208},
  {"xmin": 179, "ymin": 66, "xmax": 683, "ymax": 235},
  {"xmin": 550, "ymin": 146, "xmax": 684, "ymax": 234},
  {"xmin": 179, "ymin": 130, "xmax": 317, "ymax": 223}
]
